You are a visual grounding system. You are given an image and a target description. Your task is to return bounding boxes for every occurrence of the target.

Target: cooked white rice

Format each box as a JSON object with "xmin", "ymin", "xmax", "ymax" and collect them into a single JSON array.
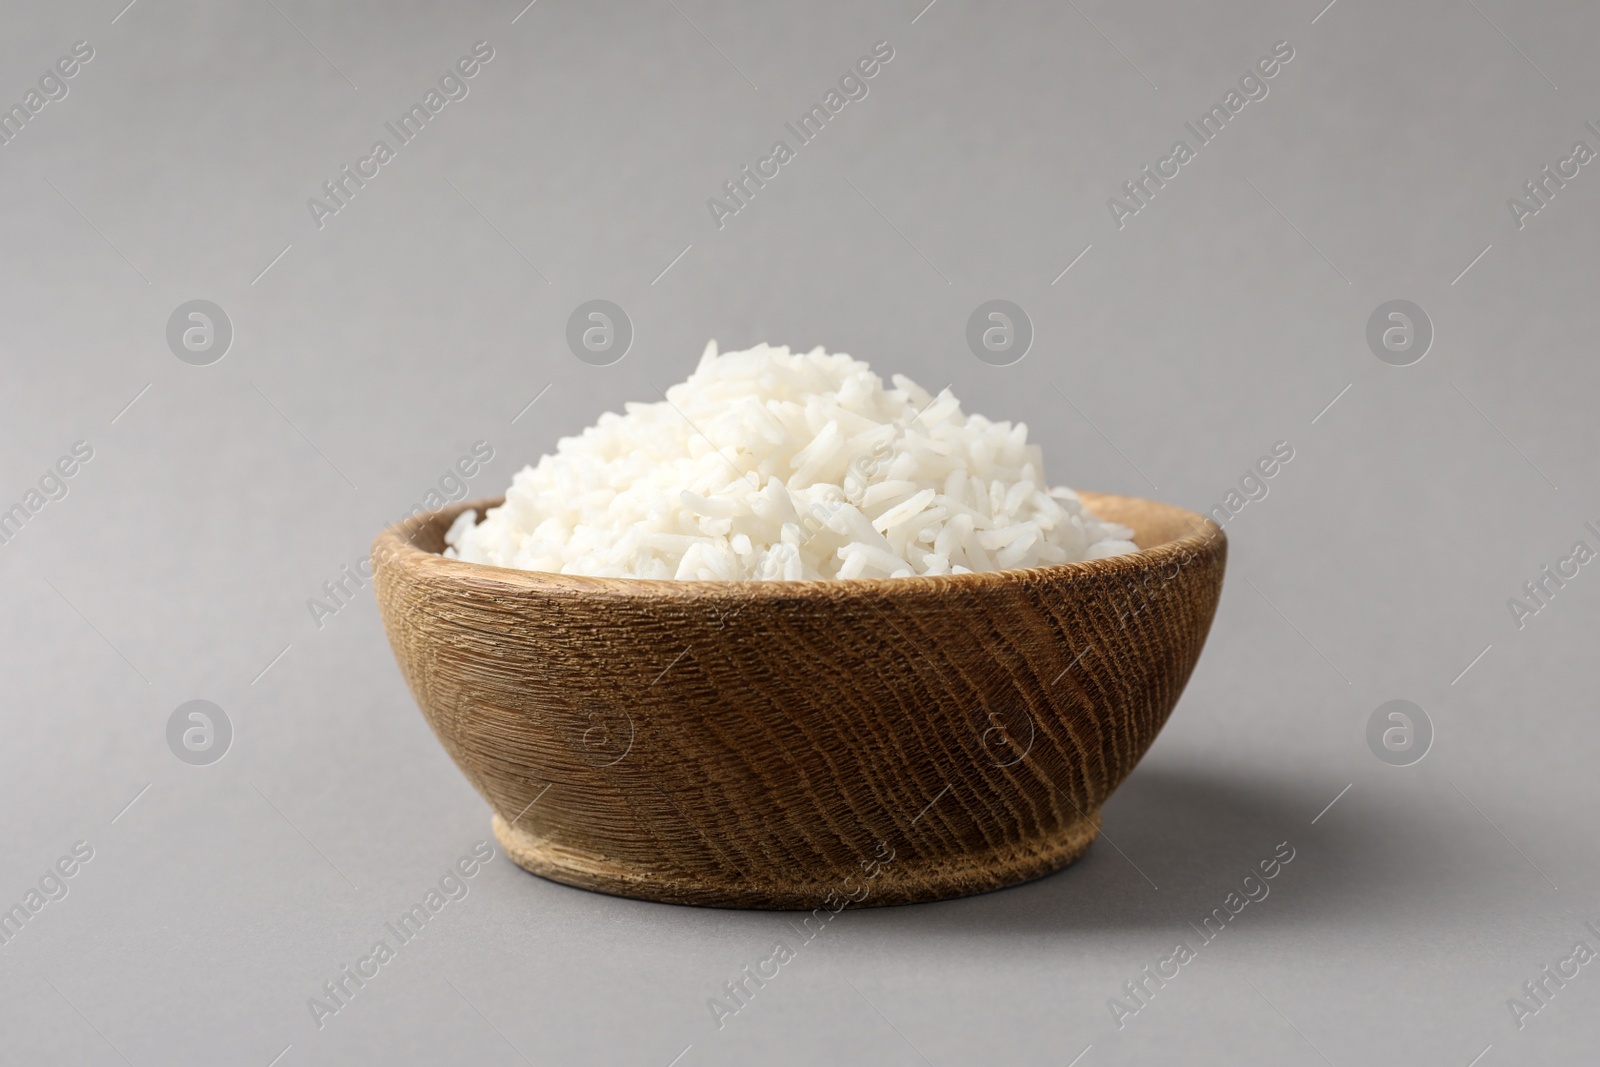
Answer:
[{"xmin": 444, "ymin": 342, "xmax": 1137, "ymax": 580}]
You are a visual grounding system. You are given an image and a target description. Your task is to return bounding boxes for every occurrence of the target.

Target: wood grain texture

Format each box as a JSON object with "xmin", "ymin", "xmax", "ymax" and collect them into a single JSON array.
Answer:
[{"xmin": 373, "ymin": 492, "xmax": 1226, "ymax": 909}]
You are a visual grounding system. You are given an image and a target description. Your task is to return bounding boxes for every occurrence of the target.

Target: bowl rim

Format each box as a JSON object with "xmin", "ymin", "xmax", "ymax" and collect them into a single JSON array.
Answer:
[{"xmin": 372, "ymin": 491, "xmax": 1225, "ymax": 599}]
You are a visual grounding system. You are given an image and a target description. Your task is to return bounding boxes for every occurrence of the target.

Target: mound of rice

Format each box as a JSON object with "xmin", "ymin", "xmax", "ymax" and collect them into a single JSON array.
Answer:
[{"xmin": 444, "ymin": 342, "xmax": 1137, "ymax": 580}]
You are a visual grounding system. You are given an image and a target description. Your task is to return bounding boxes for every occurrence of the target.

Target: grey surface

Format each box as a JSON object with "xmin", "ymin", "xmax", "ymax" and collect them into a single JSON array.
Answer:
[{"xmin": 1, "ymin": 0, "xmax": 1597, "ymax": 1064}]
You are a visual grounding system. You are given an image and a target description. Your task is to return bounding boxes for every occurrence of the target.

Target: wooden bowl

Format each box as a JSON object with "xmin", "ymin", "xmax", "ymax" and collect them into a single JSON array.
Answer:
[{"xmin": 373, "ymin": 493, "xmax": 1225, "ymax": 909}]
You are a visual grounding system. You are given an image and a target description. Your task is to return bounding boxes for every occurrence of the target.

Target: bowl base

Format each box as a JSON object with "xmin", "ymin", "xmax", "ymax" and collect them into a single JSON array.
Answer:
[{"xmin": 491, "ymin": 809, "xmax": 1104, "ymax": 910}]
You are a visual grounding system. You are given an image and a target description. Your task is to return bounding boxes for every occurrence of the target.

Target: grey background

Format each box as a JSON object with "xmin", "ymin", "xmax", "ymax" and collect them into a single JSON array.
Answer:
[{"xmin": 1, "ymin": 0, "xmax": 1596, "ymax": 1064}]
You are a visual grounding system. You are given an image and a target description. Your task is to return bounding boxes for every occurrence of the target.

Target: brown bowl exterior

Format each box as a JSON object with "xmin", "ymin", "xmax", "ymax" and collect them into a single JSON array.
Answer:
[{"xmin": 372, "ymin": 492, "xmax": 1225, "ymax": 909}]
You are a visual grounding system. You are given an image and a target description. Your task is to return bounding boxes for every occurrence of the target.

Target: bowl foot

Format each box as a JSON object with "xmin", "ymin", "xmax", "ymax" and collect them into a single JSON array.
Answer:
[{"xmin": 491, "ymin": 808, "xmax": 1103, "ymax": 910}]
